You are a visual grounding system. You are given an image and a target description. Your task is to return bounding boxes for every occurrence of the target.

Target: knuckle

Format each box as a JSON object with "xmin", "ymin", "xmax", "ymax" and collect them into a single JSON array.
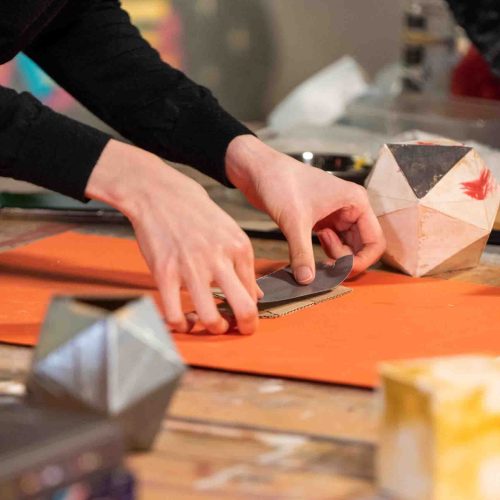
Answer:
[
  {"xmin": 180, "ymin": 254, "xmax": 205, "ymax": 280},
  {"xmin": 208, "ymin": 241, "xmax": 230, "ymax": 262},
  {"xmin": 282, "ymin": 213, "xmax": 311, "ymax": 238},
  {"xmin": 167, "ymin": 321, "xmax": 187, "ymax": 333},
  {"xmin": 237, "ymin": 305, "xmax": 258, "ymax": 323},
  {"xmin": 353, "ymin": 184, "xmax": 369, "ymax": 202},
  {"xmin": 188, "ymin": 243, "xmax": 208, "ymax": 260},
  {"xmin": 152, "ymin": 253, "xmax": 177, "ymax": 279},
  {"xmin": 378, "ymin": 236, "xmax": 387, "ymax": 255},
  {"xmin": 153, "ymin": 263, "xmax": 168, "ymax": 283},
  {"xmin": 202, "ymin": 314, "xmax": 224, "ymax": 331},
  {"xmin": 288, "ymin": 206, "xmax": 306, "ymax": 224},
  {"xmin": 291, "ymin": 248, "xmax": 310, "ymax": 261},
  {"xmin": 232, "ymin": 235, "xmax": 252, "ymax": 256},
  {"xmin": 184, "ymin": 234, "xmax": 211, "ymax": 256},
  {"xmin": 165, "ymin": 311, "xmax": 184, "ymax": 325},
  {"xmin": 165, "ymin": 308, "xmax": 188, "ymax": 331}
]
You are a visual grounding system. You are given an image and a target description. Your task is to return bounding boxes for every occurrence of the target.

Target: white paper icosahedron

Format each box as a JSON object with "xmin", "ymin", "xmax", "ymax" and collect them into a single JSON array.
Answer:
[
  {"xmin": 366, "ymin": 139, "xmax": 500, "ymax": 277},
  {"xmin": 26, "ymin": 295, "xmax": 186, "ymax": 450}
]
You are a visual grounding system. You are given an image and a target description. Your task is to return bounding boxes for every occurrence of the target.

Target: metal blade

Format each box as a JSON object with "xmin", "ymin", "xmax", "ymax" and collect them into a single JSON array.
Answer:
[{"xmin": 257, "ymin": 255, "xmax": 353, "ymax": 305}]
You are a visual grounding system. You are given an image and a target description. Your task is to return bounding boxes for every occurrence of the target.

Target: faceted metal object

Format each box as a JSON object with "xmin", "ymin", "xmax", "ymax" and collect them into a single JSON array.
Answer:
[{"xmin": 26, "ymin": 295, "xmax": 186, "ymax": 450}]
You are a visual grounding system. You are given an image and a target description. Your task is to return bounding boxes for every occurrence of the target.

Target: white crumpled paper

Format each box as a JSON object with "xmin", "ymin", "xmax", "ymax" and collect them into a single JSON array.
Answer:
[{"xmin": 268, "ymin": 56, "xmax": 368, "ymax": 132}]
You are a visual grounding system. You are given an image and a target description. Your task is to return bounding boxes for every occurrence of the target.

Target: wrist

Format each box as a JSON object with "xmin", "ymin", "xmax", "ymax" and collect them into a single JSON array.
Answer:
[
  {"xmin": 85, "ymin": 139, "xmax": 203, "ymax": 220},
  {"xmin": 85, "ymin": 140, "xmax": 149, "ymax": 216},
  {"xmin": 225, "ymin": 134, "xmax": 280, "ymax": 193}
]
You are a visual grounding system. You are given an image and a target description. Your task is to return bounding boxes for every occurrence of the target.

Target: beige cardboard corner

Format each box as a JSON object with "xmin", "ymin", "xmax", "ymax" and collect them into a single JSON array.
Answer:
[{"xmin": 215, "ymin": 285, "xmax": 352, "ymax": 319}]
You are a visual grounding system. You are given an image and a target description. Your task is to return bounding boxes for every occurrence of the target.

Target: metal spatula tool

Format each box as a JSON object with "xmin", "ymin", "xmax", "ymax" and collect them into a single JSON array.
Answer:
[{"xmin": 257, "ymin": 255, "xmax": 353, "ymax": 305}]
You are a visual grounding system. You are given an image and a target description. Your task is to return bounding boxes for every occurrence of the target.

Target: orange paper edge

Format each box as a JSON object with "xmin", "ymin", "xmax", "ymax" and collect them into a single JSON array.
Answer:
[{"xmin": 0, "ymin": 231, "xmax": 498, "ymax": 387}]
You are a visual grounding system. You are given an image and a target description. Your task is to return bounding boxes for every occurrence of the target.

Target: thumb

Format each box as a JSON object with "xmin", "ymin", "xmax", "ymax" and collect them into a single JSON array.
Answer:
[{"xmin": 282, "ymin": 221, "xmax": 315, "ymax": 284}]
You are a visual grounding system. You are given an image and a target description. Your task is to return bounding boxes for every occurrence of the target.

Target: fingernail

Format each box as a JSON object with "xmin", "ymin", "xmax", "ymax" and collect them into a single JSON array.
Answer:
[{"xmin": 295, "ymin": 265, "xmax": 313, "ymax": 283}]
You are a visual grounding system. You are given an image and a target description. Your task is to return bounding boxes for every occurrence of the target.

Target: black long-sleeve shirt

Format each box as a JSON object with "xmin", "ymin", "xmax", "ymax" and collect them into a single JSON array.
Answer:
[
  {"xmin": 1, "ymin": 1, "xmax": 499, "ymax": 202},
  {"xmin": 0, "ymin": 0, "xmax": 252, "ymax": 200},
  {"xmin": 446, "ymin": 0, "xmax": 500, "ymax": 78}
]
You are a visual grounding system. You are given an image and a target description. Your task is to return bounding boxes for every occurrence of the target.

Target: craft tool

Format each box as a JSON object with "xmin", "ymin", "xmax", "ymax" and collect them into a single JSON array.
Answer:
[{"xmin": 257, "ymin": 255, "xmax": 353, "ymax": 305}]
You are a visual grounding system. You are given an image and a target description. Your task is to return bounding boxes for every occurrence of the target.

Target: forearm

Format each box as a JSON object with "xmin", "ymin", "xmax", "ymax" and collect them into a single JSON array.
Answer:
[
  {"xmin": 85, "ymin": 139, "xmax": 207, "ymax": 221},
  {"xmin": 0, "ymin": 85, "xmax": 110, "ymax": 200},
  {"xmin": 88, "ymin": 135, "xmax": 277, "ymax": 217},
  {"xmin": 26, "ymin": 0, "xmax": 253, "ymax": 186}
]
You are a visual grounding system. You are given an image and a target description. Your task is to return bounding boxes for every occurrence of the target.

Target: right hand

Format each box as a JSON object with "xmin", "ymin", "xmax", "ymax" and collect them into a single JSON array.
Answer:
[{"xmin": 85, "ymin": 140, "xmax": 260, "ymax": 334}]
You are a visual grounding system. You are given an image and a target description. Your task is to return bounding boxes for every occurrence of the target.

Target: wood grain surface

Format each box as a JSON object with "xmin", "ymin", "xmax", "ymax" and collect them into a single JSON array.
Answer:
[{"xmin": 0, "ymin": 212, "xmax": 497, "ymax": 499}]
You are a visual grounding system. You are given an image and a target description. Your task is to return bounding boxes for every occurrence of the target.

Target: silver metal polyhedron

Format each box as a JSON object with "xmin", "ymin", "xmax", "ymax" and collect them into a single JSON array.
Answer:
[{"xmin": 26, "ymin": 295, "xmax": 186, "ymax": 450}]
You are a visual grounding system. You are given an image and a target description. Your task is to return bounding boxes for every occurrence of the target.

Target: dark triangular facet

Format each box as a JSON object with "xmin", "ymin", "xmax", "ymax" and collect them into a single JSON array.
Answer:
[{"xmin": 388, "ymin": 144, "xmax": 471, "ymax": 198}]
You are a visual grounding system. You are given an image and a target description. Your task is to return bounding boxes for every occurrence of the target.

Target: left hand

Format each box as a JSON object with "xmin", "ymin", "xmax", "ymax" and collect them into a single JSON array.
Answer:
[{"xmin": 226, "ymin": 135, "xmax": 386, "ymax": 283}]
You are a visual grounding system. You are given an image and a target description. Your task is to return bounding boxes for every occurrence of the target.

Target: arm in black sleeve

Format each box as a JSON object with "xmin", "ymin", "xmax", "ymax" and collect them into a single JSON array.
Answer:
[
  {"xmin": 446, "ymin": 0, "xmax": 500, "ymax": 77},
  {"xmin": 25, "ymin": 0, "xmax": 253, "ymax": 188},
  {"xmin": 0, "ymin": 85, "xmax": 110, "ymax": 200}
]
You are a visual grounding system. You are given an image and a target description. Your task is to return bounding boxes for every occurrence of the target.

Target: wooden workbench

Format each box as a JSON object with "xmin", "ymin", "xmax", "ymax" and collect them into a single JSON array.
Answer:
[{"xmin": 0, "ymin": 215, "xmax": 498, "ymax": 500}]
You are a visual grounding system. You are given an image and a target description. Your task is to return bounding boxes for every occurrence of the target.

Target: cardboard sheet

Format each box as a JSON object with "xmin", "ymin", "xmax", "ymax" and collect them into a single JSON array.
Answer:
[
  {"xmin": 217, "ymin": 286, "xmax": 353, "ymax": 318},
  {"xmin": 0, "ymin": 232, "xmax": 499, "ymax": 387}
]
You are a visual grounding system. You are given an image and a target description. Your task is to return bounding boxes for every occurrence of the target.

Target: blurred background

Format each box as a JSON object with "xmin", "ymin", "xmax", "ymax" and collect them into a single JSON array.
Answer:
[
  {"xmin": 0, "ymin": 0, "xmax": 407, "ymax": 122},
  {"xmin": 1, "ymin": 0, "xmax": 500, "ymax": 199},
  {"xmin": 2, "ymin": 0, "xmax": 499, "ymax": 133},
  {"xmin": 1, "ymin": 0, "xmax": 406, "ymax": 122}
]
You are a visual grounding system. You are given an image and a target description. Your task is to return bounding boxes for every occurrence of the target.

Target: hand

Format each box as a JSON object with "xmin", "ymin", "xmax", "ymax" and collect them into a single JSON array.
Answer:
[
  {"xmin": 86, "ymin": 140, "xmax": 260, "ymax": 334},
  {"xmin": 226, "ymin": 135, "xmax": 386, "ymax": 283}
]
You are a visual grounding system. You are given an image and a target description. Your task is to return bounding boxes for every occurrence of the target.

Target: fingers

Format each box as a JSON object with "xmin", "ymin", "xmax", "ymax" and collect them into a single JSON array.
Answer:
[
  {"xmin": 317, "ymin": 183, "xmax": 385, "ymax": 275},
  {"xmin": 158, "ymin": 273, "xmax": 191, "ymax": 333},
  {"xmin": 186, "ymin": 275, "xmax": 230, "ymax": 335},
  {"xmin": 350, "ymin": 209, "xmax": 386, "ymax": 275},
  {"xmin": 281, "ymin": 218, "xmax": 315, "ymax": 284},
  {"xmin": 155, "ymin": 236, "xmax": 260, "ymax": 335},
  {"xmin": 233, "ymin": 240, "xmax": 259, "ymax": 303},
  {"xmin": 317, "ymin": 228, "xmax": 352, "ymax": 260},
  {"xmin": 216, "ymin": 266, "xmax": 258, "ymax": 335},
  {"xmin": 231, "ymin": 236, "xmax": 260, "ymax": 333}
]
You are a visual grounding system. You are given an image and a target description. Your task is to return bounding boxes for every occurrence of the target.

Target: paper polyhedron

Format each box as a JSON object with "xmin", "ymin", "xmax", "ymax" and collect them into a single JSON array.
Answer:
[
  {"xmin": 378, "ymin": 355, "xmax": 500, "ymax": 500},
  {"xmin": 26, "ymin": 295, "xmax": 186, "ymax": 450},
  {"xmin": 366, "ymin": 139, "xmax": 500, "ymax": 277}
]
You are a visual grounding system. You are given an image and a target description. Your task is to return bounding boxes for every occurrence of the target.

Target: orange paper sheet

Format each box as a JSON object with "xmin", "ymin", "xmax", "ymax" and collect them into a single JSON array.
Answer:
[{"xmin": 0, "ymin": 232, "xmax": 498, "ymax": 387}]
